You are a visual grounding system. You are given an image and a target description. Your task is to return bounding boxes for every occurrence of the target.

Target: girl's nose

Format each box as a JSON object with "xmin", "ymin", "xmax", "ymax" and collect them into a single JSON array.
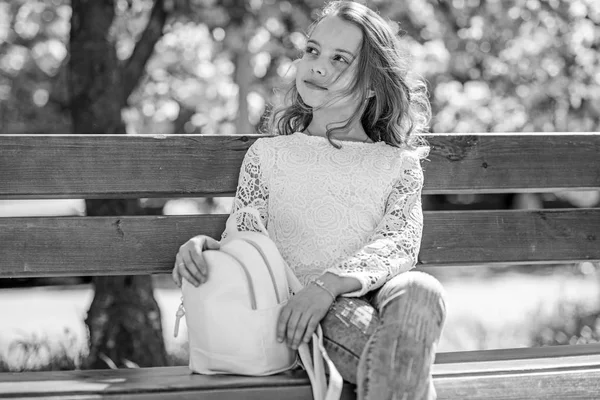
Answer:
[{"xmin": 310, "ymin": 63, "xmax": 327, "ymax": 77}]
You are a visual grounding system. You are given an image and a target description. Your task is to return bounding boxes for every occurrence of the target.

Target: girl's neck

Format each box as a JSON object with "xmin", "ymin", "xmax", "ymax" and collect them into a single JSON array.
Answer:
[{"xmin": 306, "ymin": 112, "xmax": 371, "ymax": 143}]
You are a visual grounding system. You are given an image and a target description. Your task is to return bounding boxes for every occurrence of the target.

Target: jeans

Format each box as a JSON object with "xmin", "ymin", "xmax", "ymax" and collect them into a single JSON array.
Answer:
[{"xmin": 321, "ymin": 271, "xmax": 446, "ymax": 400}]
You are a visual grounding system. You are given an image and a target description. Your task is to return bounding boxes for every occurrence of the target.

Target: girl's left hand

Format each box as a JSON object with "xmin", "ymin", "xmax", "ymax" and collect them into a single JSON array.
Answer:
[{"xmin": 276, "ymin": 284, "xmax": 335, "ymax": 350}]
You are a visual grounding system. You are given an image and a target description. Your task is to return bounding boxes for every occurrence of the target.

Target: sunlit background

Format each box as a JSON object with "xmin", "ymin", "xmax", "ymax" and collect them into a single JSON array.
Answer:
[{"xmin": 1, "ymin": 0, "xmax": 599, "ymax": 371}]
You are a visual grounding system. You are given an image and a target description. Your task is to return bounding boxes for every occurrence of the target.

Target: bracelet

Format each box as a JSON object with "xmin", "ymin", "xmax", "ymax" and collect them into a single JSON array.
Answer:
[{"xmin": 311, "ymin": 279, "xmax": 337, "ymax": 302}]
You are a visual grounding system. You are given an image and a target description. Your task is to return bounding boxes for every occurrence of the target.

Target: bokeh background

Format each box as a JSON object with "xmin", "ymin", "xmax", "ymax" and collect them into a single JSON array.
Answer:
[{"xmin": 1, "ymin": 0, "xmax": 599, "ymax": 371}]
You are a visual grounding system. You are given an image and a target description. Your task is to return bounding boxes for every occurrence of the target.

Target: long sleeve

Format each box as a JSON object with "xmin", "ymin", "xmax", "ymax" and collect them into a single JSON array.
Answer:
[
  {"xmin": 325, "ymin": 151, "xmax": 425, "ymax": 297},
  {"xmin": 221, "ymin": 140, "xmax": 269, "ymax": 239}
]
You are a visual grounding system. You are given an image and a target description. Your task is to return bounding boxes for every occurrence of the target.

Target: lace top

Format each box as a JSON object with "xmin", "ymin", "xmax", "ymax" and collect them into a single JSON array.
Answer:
[{"xmin": 225, "ymin": 132, "xmax": 427, "ymax": 297}]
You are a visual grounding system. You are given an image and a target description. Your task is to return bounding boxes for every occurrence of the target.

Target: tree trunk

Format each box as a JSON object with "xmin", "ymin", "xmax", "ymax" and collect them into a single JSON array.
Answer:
[
  {"xmin": 84, "ymin": 265, "xmax": 166, "ymax": 368},
  {"xmin": 223, "ymin": 0, "xmax": 253, "ymax": 135},
  {"xmin": 234, "ymin": 44, "xmax": 253, "ymax": 135},
  {"xmin": 69, "ymin": 0, "xmax": 168, "ymax": 369}
]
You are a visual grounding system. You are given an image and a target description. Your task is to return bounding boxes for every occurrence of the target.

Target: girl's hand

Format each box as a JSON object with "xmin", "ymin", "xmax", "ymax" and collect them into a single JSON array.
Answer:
[
  {"xmin": 276, "ymin": 284, "xmax": 335, "ymax": 350},
  {"xmin": 172, "ymin": 235, "xmax": 220, "ymax": 287}
]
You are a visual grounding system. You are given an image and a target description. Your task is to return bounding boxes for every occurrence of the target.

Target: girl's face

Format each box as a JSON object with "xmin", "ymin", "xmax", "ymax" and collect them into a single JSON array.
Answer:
[{"xmin": 296, "ymin": 16, "xmax": 364, "ymax": 111}]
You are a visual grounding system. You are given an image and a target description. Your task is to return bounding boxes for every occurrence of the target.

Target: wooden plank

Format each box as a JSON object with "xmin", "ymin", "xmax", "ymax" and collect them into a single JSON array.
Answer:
[
  {"xmin": 1, "ymin": 209, "xmax": 598, "ymax": 278},
  {"xmin": 0, "ymin": 134, "xmax": 252, "ymax": 200},
  {"xmin": 434, "ymin": 353, "xmax": 600, "ymax": 376},
  {"xmin": 420, "ymin": 208, "xmax": 600, "ymax": 266},
  {"xmin": 0, "ymin": 215, "xmax": 226, "ymax": 278},
  {"xmin": 434, "ymin": 365, "xmax": 600, "ymax": 399},
  {"xmin": 3, "ymin": 354, "xmax": 600, "ymax": 399},
  {"xmin": 435, "ymin": 343, "xmax": 600, "ymax": 364},
  {"xmin": 0, "ymin": 367, "xmax": 356, "ymax": 399},
  {"xmin": 1, "ymin": 134, "xmax": 599, "ymax": 199},
  {"xmin": 423, "ymin": 132, "xmax": 600, "ymax": 194}
]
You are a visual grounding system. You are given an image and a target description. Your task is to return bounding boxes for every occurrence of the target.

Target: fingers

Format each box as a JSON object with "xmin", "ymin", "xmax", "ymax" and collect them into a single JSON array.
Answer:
[
  {"xmin": 286, "ymin": 312, "xmax": 301, "ymax": 349},
  {"xmin": 176, "ymin": 260, "xmax": 200, "ymax": 287},
  {"xmin": 283, "ymin": 312, "xmax": 318, "ymax": 350},
  {"xmin": 187, "ymin": 249, "xmax": 208, "ymax": 283},
  {"xmin": 181, "ymin": 250, "xmax": 205, "ymax": 287},
  {"xmin": 172, "ymin": 241, "xmax": 206, "ymax": 287},
  {"xmin": 171, "ymin": 235, "xmax": 221, "ymax": 288},
  {"xmin": 277, "ymin": 290, "xmax": 330, "ymax": 350},
  {"xmin": 172, "ymin": 254, "xmax": 182, "ymax": 287},
  {"xmin": 204, "ymin": 236, "xmax": 221, "ymax": 250},
  {"xmin": 302, "ymin": 317, "xmax": 319, "ymax": 344},
  {"xmin": 277, "ymin": 306, "xmax": 291, "ymax": 344},
  {"xmin": 291, "ymin": 314, "xmax": 315, "ymax": 350}
]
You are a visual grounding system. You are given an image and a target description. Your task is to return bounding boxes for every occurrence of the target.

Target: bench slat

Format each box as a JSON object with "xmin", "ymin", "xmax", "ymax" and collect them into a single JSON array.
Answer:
[
  {"xmin": 435, "ymin": 343, "xmax": 600, "ymax": 364},
  {"xmin": 3, "ymin": 353, "xmax": 600, "ymax": 399},
  {"xmin": 0, "ymin": 368, "xmax": 356, "ymax": 399},
  {"xmin": 1, "ymin": 209, "xmax": 598, "ymax": 278},
  {"xmin": 435, "ymin": 353, "xmax": 600, "ymax": 376},
  {"xmin": 1, "ymin": 134, "xmax": 599, "ymax": 199},
  {"xmin": 434, "ymin": 365, "xmax": 600, "ymax": 399},
  {"xmin": 0, "ymin": 215, "xmax": 225, "ymax": 277},
  {"xmin": 421, "ymin": 208, "xmax": 600, "ymax": 266}
]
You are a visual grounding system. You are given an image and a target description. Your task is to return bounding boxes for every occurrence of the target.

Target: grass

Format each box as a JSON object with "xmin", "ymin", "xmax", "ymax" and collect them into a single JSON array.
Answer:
[
  {"xmin": 1, "ymin": 329, "xmax": 86, "ymax": 372},
  {"xmin": 0, "ymin": 334, "xmax": 190, "ymax": 372}
]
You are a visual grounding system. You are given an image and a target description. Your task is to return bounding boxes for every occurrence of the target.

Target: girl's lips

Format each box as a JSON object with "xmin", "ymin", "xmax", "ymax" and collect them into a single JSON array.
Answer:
[{"xmin": 304, "ymin": 80, "xmax": 327, "ymax": 90}]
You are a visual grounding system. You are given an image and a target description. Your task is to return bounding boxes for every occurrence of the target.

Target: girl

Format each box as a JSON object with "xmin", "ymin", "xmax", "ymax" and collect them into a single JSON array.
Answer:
[{"xmin": 172, "ymin": 1, "xmax": 446, "ymax": 399}]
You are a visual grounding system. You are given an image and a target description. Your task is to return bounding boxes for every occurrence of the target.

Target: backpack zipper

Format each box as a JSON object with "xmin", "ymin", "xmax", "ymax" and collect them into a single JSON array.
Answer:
[{"xmin": 174, "ymin": 297, "xmax": 185, "ymax": 338}]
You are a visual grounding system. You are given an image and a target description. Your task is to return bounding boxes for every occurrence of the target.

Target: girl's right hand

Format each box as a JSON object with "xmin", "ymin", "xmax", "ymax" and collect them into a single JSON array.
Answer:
[{"xmin": 172, "ymin": 235, "xmax": 220, "ymax": 288}]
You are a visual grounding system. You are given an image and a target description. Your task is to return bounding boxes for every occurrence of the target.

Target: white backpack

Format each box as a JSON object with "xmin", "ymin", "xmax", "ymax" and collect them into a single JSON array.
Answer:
[{"xmin": 175, "ymin": 207, "xmax": 342, "ymax": 400}]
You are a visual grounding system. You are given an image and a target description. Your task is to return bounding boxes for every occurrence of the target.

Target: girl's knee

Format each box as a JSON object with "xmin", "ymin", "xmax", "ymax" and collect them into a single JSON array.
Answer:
[{"xmin": 376, "ymin": 271, "xmax": 446, "ymax": 322}]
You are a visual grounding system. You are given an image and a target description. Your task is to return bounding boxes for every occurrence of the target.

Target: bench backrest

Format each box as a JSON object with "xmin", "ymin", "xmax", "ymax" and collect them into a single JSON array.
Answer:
[{"xmin": 2, "ymin": 133, "xmax": 599, "ymax": 279}]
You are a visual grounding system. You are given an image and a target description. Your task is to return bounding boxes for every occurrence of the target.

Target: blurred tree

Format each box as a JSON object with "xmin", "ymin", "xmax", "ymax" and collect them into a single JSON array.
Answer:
[
  {"xmin": 3, "ymin": 0, "xmax": 599, "ymax": 137},
  {"xmin": 415, "ymin": 0, "xmax": 600, "ymax": 133},
  {"xmin": 0, "ymin": 0, "xmax": 71, "ymax": 133},
  {"xmin": 120, "ymin": 0, "xmax": 315, "ymax": 136},
  {"xmin": 69, "ymin": 0, "xmax": 169, "ymax": 368}
]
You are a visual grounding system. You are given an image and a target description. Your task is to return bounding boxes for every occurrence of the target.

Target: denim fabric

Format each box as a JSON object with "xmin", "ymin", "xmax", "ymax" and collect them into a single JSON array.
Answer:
[{"xmin": 321, "ymin": 271, "xmax": 446, "ymax": 400}]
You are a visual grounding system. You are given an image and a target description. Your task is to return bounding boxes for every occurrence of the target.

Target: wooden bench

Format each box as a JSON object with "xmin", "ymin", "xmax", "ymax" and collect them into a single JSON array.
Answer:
[{"xmin": 1, "ymin": 133, "xmax": 599, "ymax": 399}]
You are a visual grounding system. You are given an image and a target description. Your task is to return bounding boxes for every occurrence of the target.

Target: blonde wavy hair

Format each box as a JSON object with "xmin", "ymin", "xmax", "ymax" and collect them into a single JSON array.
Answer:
[{"xmin": 268, "ymin": 1, "xmax": 431, "ymax": 149}]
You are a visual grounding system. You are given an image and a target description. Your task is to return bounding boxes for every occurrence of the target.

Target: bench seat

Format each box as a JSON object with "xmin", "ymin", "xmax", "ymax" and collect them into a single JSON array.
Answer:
[
  {"xmin": 435, "ymin": 353, "xmax": 600, "ymax": 399},
  {"xmin": 2, "ymin": 352, "xmax": 600, "ymax": 399},
  {"xmin": 0, "ymin": 367, "xmax": 348, "ymax": 400}
]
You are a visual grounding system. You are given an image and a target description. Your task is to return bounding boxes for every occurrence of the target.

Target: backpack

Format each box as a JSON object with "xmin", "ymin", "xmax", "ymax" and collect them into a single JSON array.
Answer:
[{"xmin": 175, "ymin": 207, "xmax": 342, "ymax": 399}]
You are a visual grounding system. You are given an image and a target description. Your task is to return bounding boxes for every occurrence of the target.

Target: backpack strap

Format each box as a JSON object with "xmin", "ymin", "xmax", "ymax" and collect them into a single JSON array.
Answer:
[
  {"xmin": 284, "ymin": 265, "xmax": 343, "ymax": 400},
  {"xmin": 239, "ymin": 237, "xmax": 282, "ymax": 304},
  {"xmin": 297, "ymin": 325, "xmax": 343, "ymax": 400}
]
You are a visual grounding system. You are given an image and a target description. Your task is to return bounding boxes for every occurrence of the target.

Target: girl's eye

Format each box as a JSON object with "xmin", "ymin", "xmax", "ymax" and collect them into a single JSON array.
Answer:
[
  {"xmin": 305, "ymin": 46, "xmax": 318, "ymax": 55},
  {"xmin": 333, "ymin": 55, "xmax": 349, "ymax": 64}
]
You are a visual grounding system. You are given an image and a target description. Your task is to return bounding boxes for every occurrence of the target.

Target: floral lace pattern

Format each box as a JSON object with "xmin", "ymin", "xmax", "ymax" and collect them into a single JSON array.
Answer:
[
  {"xmin": 222, "ymin": 143, "xmax": 269, "ymax": 240},
  {"xmin": 226, "ymin": 132, "xmax": 427, "ymax": 297}
]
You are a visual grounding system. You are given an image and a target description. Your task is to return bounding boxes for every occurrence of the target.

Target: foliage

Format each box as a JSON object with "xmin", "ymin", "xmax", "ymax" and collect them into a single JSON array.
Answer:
[
  {"xmin": 531, "ymin": 303, "xmax": 600, "ymax": 347},
  {"xmin": 1, "ymin": 329, "xmax": 86, "ymax": 372},
  {"xmin": 0, "ymin": 0, "xmax": 71, "ymax": 134},
  {"xmin": 0, "ymin": 330, "xmax": 190, "ymax": 372},
  {"xmin": 1, "ymin": 0, "xmax": 598, "ymax": 136},
  {"xmin": 417, "ymin": 0, "xmax": 600, "ymax": 133}
]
